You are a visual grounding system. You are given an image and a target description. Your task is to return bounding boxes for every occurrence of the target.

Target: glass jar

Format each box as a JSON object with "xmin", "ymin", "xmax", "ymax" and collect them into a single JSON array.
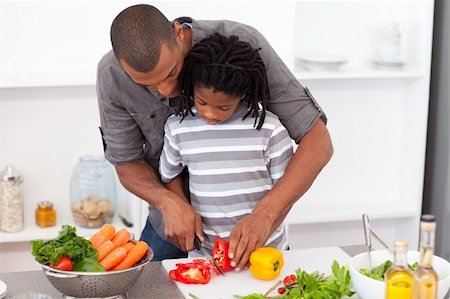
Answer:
[
  {"xmin": 70, "ymin": 156, "xmax": 116, "ymax": 228},
  {"xmin": 0, "ymin": 165, "xmax": 24, "ymax": 232},
  {"xmin": 35, "ymin": 201, "xmax": 57, "ymax": 227}
]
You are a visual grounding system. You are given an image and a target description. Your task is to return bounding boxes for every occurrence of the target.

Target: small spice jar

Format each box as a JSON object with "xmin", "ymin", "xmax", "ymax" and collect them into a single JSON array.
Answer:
[
  {"xmin": 35, "ymin": 201, "xmax": 57, "ymax": 227},
  {"xmin": 0, "ymin": 165, "xmax": 24, "ymax": 232}
]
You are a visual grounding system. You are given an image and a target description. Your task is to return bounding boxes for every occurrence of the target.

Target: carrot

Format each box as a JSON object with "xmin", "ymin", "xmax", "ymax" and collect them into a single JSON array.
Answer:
[
  {"xmin": 90, "ymin": 224, "xmax": 116, "ymax": 249},
  {"xmin": 100, "ymin": 247, "xmax": 127, "ymax": 271},
  {"xmin": 97, "ymin": 240, "xmax": 116, "ymax": 261},
  {"xmin": 111, "ymin": 228, "xmax": 131, "ymax": 247},
  {"xmin": 121, "ymin": 242, "xmax": 135, "ymax": 253},
  {"xmin": 112, "ymin": 241, "xmax": 148, "ymax": 270}
]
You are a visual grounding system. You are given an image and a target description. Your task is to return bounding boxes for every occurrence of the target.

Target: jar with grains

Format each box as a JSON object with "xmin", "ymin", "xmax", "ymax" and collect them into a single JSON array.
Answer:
[
  {"xmin": 35, "ymin": 201, "xmax": 56, "ymax": 227},
  {"xmin": 70, "ymin": 156, "xmax": 116, "ymax": 228},
  {"xmin": 0, "ymin": 165, "xmax": 24, "ymax": 232}
]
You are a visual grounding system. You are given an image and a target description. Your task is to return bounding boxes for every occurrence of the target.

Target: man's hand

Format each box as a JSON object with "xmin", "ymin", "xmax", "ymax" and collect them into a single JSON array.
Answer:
[
  {"xmin": 116, "ymin": 161, "xmax": 204, "ymax": 252},
  {"xmin": 160, "ymin": 194, "xmax": 204, "ymax": 252},
  {"xmin": 227, "ymin": 212, "xmax": 272, "ymax": 271}
]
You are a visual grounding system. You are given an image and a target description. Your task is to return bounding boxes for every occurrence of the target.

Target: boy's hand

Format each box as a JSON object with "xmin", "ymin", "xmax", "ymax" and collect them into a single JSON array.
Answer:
[{"xmin": 227, "ymin": 212, "xmax": 272, "ymax": 271}]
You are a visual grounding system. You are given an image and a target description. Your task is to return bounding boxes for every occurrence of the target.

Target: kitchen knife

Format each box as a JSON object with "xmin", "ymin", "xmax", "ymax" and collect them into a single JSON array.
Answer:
[{"xmin": 194, "ymin": 236, "xmax": 226, "ymax": 276}]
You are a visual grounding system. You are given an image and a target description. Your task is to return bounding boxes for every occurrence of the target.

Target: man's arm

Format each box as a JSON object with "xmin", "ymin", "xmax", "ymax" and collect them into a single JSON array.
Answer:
[
  {"xmin": 115, "ymin": 161, "xmax": 203, "ymax": 251},
  {"xmin": 227, "ymin": 119, "xmax": 333, "ymax": 270}
]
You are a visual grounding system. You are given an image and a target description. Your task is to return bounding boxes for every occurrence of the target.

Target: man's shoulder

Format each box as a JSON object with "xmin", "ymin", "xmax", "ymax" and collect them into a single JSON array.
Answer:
[
  {"xmin": 192, "ymin": 19, "xmax": 261, "ymax": 45},
  {"xmin": 98, "ymin": 50, "xmax": 121, "ymax": 74},
  {"xmin": 97, "ymin": 50, "xmax": 131, "ymax": 86}
]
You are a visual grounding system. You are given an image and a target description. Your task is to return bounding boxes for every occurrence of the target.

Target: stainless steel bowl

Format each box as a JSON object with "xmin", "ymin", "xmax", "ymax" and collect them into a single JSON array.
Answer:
[{"xmin": 40, "ymin": 243, "xmax": 153, "ymax": 298}]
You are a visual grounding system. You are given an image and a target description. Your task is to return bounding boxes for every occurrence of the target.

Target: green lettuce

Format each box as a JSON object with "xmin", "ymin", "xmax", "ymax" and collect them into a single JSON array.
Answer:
[{"xmin": 30, "ymin": 225, "xmax": 104, "ymax": 272}]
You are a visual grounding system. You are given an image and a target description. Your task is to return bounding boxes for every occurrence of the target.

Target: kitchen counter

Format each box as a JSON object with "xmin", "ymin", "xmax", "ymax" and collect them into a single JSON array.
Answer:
[{"xmin": 0, "ymin": 245, "xmax": 365, "ymax": 299}]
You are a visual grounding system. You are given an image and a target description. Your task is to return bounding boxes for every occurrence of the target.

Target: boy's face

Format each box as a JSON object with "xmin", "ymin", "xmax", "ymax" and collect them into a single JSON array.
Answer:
[
  {"xmin": 120, "ymin": 42, "xmax": 186, "ymax": 98},
  {"xmin": 193, "ymin": 86, "xmax": 242, "ymax": 125}
]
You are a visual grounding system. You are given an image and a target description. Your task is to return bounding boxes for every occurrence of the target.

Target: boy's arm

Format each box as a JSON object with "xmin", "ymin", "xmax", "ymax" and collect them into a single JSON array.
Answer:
[{"xmin": 228, "ymin": 120, "xmax": 333, "ymax": 270}]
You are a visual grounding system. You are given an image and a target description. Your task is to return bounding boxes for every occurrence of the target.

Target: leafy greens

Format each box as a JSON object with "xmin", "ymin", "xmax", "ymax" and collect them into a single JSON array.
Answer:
[
  {"xmin": 235, "ymin": 261, "xmax": 354, "ymax": 299},
  {"xmin": 359, "ymin": 260, "xmax": 419, "ymax": 281},
  {"xmin": 30, "ymin": 225, "xmax": 104, "ymax": 272}
]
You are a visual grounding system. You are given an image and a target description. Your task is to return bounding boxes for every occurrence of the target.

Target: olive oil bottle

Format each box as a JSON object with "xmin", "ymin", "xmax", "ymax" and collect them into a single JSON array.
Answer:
[
  {"xmin": 412, "ymin": 215, "xmax": 438, "ymax": 299},
  {"xmin": 385, "ymin": 240, "xmax": 413, "ymax": 299}
]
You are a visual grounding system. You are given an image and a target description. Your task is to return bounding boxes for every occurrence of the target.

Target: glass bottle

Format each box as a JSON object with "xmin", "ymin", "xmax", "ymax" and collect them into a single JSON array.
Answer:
[
  {"xmin": 70, "ymin": 155, "xmax": 116, "ymax": 228},
  {"xmin": 0, "ymin": 165, "xmax": 24, "ymax": 232},
  {"xmin": 386, "ymin": 239, "xmax": 413, "ymax": 299},
  {"xmin": 412, "ymin": 215, "xmax": 438, "ymax": 299},
  {"xmin": 35, "ymin": 201, "xmax": 57, "ymax": 228}
]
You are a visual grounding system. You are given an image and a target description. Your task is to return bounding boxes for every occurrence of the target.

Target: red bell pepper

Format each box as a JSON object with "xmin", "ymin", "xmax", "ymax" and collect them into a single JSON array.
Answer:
[
  {"xmin": 212, "ymin": 238, "xmax": 232, "ymax": 272},
  {"xmin": 169, "ymin": 261, "xmax": 211, "ymax": 284}
]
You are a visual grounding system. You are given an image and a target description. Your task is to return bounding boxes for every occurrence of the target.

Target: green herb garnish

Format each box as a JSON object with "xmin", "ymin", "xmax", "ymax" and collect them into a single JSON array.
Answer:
[{"xmin": 235, "ymin": 261, "xmax": 354, "ymax": 299}]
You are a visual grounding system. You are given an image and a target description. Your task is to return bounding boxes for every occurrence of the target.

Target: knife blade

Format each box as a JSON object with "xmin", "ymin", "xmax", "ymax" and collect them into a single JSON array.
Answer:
[{"xmin": 194, "ymin": 236, "xmax": 226, "ymax": 276}]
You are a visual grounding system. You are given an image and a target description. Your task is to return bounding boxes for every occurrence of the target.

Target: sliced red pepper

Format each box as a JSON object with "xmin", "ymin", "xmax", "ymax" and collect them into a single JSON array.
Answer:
[
  {"xmin": 212, "ymin": 238, "xmax": 233, "ymax": 272},
  {"xmin": 168, "ymin": 262, "xmax": 211, "ymax": 284},
  {"xmin": 192, "ymin": 258, "xmax": 220, "ymax": 275}
]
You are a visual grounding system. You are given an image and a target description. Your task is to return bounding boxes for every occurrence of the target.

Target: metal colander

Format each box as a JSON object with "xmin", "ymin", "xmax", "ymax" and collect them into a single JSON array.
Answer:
[{"xmin": 40, "ymin": 245, "xmax": 153, "ymax": 298}]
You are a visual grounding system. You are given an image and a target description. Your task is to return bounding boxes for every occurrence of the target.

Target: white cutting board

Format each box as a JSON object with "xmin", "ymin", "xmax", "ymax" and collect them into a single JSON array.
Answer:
[{"xmin": 162, "ymin": 246, "xmax": 352, "ymax": 299}]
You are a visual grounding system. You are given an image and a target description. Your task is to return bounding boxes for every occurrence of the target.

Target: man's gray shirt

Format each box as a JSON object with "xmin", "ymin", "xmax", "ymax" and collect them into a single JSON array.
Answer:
[{"xmin": 96, "ymin": 18, "xmax": 327, "ymax": 241}]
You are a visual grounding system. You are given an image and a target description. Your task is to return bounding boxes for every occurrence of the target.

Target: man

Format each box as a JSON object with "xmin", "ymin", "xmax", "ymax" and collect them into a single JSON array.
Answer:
[{"xmin": 97, "ymin": 4, "xmax": 333, "ymax": 271}]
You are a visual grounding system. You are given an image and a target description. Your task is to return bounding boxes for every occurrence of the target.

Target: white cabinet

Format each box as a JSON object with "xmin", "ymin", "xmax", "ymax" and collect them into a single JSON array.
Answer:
[{"xmin": 284, "ymin": 0, "xmax": 434, "ymax": 250}]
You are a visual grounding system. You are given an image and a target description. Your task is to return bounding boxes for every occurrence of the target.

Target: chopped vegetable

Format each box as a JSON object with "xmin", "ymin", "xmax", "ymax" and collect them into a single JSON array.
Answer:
[
  {"xmin": 249, "ymin": 247, "xmax": 284, "ymax": 280},
  {"xmin": 169, "ymin": 262, "xmax": 212, "ymax": 284},
  {"xmin": 360, "ymin": 260, "xmax": 419, "ymax": 281},
  {"xmin": 30, "ymin": 225, "xmax": 104, "ymax": 272},
  {"xmin": 212, "ymin": 238, "xmax": 233, "ymax": 272}
]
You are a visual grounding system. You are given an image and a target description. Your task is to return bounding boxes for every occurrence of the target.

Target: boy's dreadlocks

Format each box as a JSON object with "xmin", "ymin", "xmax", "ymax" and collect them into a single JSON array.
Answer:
[{"xmin": 179, "ymin": 33, "xmax": 268, "ymax": 130}]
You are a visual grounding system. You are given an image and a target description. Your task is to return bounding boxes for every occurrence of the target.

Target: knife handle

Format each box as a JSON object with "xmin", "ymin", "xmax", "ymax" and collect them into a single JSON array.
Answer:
[{"xmin": 194, "ymin": 236, "xmax": 202, "ymax": 251}]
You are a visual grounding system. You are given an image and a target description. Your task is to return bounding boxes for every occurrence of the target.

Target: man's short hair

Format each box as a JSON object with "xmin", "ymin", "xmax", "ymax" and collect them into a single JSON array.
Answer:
[{"xmin": 110, "ymin": 4, "xmax": 176, "ymax": 72}]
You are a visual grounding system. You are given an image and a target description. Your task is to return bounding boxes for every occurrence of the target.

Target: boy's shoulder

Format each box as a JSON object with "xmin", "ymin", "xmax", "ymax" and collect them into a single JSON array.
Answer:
[
  {"xmin": 165, "ymin": 112, "xmax": 199, "ymax": 128},
  {"xmin": 263, "ymin": 110, "xmax": 284, "ymax": 127}
]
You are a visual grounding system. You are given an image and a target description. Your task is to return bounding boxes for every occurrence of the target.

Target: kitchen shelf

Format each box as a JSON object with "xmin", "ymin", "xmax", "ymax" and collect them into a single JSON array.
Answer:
[
  {"xmin": 285, "ymin": 199, "xmax": 417, "ymax": 225},
  {"xmin": 0, "ymin": 215, "xmax": 134, "ymax": 244},
  {"xmin": 293, "ymin": 65, "xmax": 426, "ymax": 80},
  {"xmin": 0, "ymin": 70, "xmax": 95, "ymax": 89}
]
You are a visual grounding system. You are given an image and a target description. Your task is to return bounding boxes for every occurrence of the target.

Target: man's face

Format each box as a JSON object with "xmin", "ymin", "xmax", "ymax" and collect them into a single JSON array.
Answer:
[{"xmin": 120, "ymin": 42, "xmax": 186, "ymax": 98}]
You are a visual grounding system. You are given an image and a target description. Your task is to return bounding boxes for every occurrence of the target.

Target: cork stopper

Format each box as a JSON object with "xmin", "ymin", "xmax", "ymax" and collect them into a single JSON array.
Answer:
[
  {"xmin": 421, "ymin": 214, "xmax": 436, "ymax": 232},
  {"xmin": 394, "ymin": 239, "xmax": 409, "ymax": 252}
]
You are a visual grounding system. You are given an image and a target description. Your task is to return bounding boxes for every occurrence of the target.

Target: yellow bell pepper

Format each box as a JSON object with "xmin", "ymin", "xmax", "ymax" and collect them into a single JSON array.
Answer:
[{"xmin": 249, "ymin": 247, "xmax": 284, "ymax": 280}]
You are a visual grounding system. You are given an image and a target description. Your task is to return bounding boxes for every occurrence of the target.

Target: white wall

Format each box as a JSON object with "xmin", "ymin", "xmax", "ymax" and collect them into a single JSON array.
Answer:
[
  {"xmin": 0, "ymin": 1, "xmax": 297, "ymax": 272},
  {"xmin": 0, "ymin": 1, "xmax": 434, "ymax": 272}
]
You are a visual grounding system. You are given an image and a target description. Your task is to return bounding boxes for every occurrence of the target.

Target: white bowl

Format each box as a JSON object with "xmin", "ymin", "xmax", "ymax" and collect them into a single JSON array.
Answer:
[{"xmin": 349, "ymin": 250, "xmax": 450, "ymax": 299}]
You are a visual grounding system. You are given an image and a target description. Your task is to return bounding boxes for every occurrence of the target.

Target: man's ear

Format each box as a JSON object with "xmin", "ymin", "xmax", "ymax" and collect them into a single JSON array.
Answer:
[{"xmin": 173, "ymin": 21, "xmax": 184, "ymax": 40}]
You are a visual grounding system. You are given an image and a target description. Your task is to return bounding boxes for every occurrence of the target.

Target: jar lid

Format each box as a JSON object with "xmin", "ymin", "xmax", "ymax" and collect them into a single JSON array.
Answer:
[
  {"xmin": 37, "ymin": 201, "xmax": 54, "ymax": 208},
  {"xmin": 1, "ymin": 165, "xmax": 22, "ymax": 182}
]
